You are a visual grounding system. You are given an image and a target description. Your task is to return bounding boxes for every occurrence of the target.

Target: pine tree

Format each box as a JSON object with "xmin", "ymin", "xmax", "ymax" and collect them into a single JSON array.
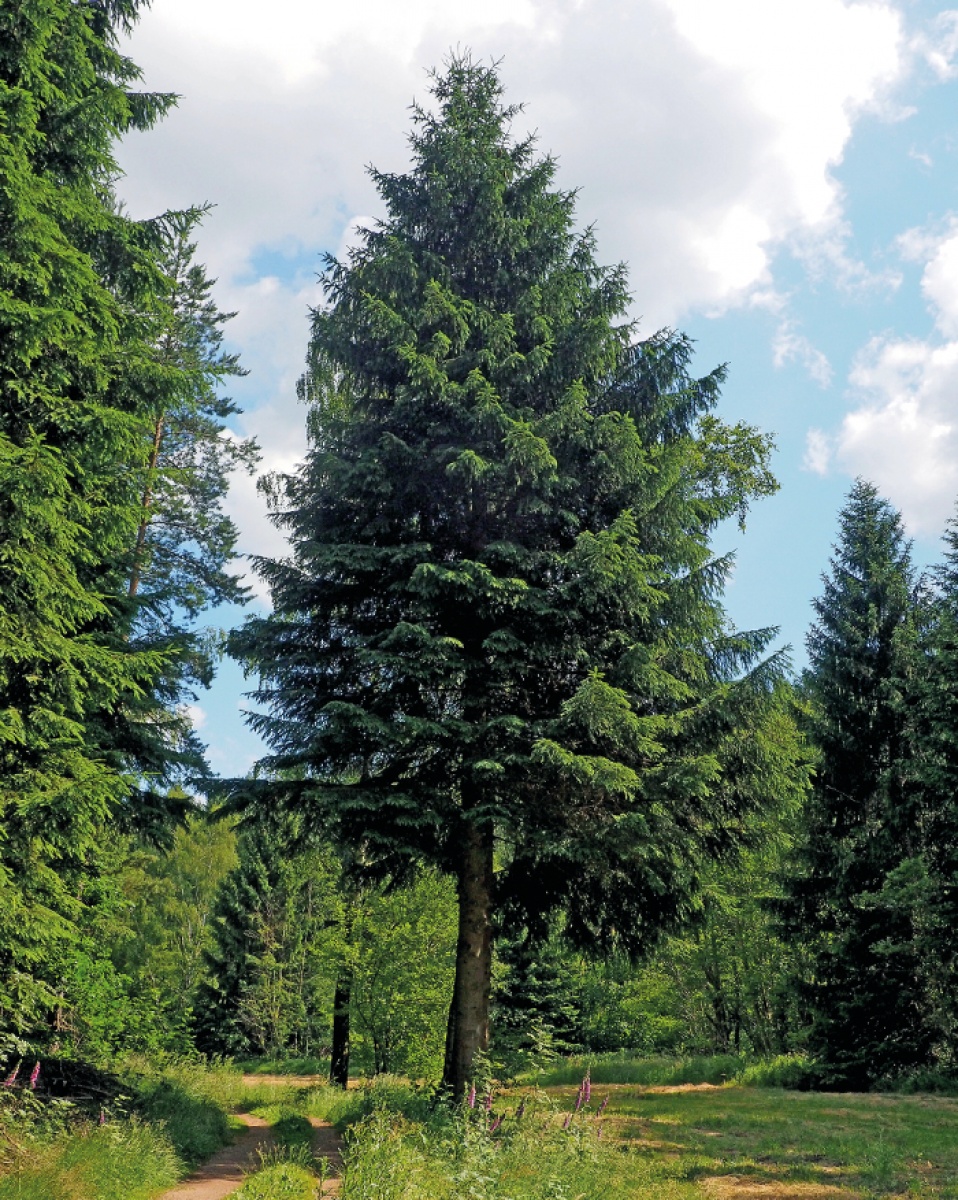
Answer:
[
  {"xmin": 228, "ymin": 55, "xmax": 805, "ymax": 1095},
  {"xmin": 780, "ymin": 480, "xmax": 931, "ymax": 1086}
]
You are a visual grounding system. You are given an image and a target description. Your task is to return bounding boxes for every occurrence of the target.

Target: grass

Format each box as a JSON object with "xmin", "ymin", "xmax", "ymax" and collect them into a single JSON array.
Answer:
[
  {"xmin": 9, "ymin": 1053, "xmax": 958, "ymax": 1200},
  {"xmin": 0, "ymin": 1056, "xmax": 256, "ymax": 1200},
  {"xmin": 556, "ymin": 1079, "xmax": 958, "ymax": 1199},
  {"xmin": 522, "ymin": 1052, "xmax": 812, "ymax": 1089},
  {"xmin": 273, "ymin": 1068, "xmax": 958, "ymax": 1200},
  {"xmin": 0, "ymin": 1118, "xmax": 181, "ymax": 1200},
  {"xmin": 234, "ymin": 1148, "xmax": 321, "ymax": 1200},
  {"xmin": 238, "ymin": 1056, "xmax": 331, "ymax": 1077}
]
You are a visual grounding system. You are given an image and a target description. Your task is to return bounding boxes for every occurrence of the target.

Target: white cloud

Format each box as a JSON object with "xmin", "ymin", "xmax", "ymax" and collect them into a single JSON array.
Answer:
[
  {"xmin": 804, "ymin": 429, "xmax": 833, "ymax": 475},
  {"xmin": 773, "ymin": 323, "xmax": 834, "ymax": 386},
  {"xmin": 836, "ymin": 334, "xmax": 958, "ymax": 533},
  {"xmin": 911, "ymin": 9, "xmax": 958, "ymax": 81},
  {"xmin": 115, "ymin": 0, "xmax": 913, "ymax": 570},
  {"xmin": 183, "ymin": 703, "xmax": 208, "ymax": 730},
  {"xmin": 811, "ymin": 219, "xmax": 958, "ymax": 534}
]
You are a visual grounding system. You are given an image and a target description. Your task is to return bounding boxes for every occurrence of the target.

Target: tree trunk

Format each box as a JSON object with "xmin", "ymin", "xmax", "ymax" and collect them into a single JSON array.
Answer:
[
  {"xmin": 330, "ymin": 968, "xmax": 352, "ymax": 1089},
  {"xmin": 442, "ymin": 971, "xmax": 459, "ymax": 1089},
  {"xmin": 442, "ymin": 821, "xmax": 494, "ymax": 1098},
  {"xmin": 129, "ymin": 413, "xmax": 165, "ymax": 598}
]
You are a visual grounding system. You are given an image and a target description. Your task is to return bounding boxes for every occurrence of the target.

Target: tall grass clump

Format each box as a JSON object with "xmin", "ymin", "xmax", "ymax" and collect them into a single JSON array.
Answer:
[
  {"xmin": 234, "ymin": 1148, "xmax": 319, "ymax": 1200},
  {"xmin": 127, "ymin": 1058, "xmax": 236, "ymax": 1163},
  {"xmin": 523, "ymin": 1052, "xmax": 745, "ymax": 1087},
  {"xmin": 239, "ymin": 1056, "xmax": 331, "ymax": 1077},
  {"xmin": 0, "ymin": 1119, "xmax": 180, "ymax": 1200},
  {"xmin": 337, "ymin": 1084, "xmax": 652, "ymax": 1200},
  {"xmin": 525, "ymin": 1052, "xmax": 815, "ymax": 1090}
]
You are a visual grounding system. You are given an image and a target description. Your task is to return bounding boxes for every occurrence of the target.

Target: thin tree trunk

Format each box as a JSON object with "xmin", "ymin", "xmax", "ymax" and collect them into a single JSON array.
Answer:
[
  {"xmin": 442, "ymin": 971, "xmax": 459, "ymax": 1089},
  {"xmin": 330, "ymin": 968, "xmax": 352, "ymax": 1089},
  {"xmin": 129, "ymin": 413, "xmax": 165, "ymax": 598},
  {"xmin": 443, "ymin": 821, "xmax": 494, "ymax": 1098}
]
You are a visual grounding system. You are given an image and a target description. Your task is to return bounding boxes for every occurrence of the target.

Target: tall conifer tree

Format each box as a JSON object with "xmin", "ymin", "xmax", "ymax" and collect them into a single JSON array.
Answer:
[
  {"xmin": 229, "ymin": 56, "xmax": 805, "ymax": 1094},
  {"xmin": 780, "ymin": 480, "xmax": 930, "ymax": 1086}
]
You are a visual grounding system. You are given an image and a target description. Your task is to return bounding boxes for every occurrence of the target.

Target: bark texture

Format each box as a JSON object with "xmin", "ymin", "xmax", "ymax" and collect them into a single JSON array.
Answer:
[
  {"xmin": 443, "ymin": 822, "xmax": 494, "ymax": 1098},
  {"xmin": 330, "ymin": 970, "xmax": 352, "ymax": 1089}
]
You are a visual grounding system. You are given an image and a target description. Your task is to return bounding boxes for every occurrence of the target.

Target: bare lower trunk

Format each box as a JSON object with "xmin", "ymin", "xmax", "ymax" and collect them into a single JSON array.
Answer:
[
  {"xmin": 442, "ymin": 972, "xmax": 459, "ymax": 1088},
  {"xmin": 442, "ymin": 822, "xmax": 494, "ymax": 1098},
  {"xmin": 330, "ymin": 969, "xmax": 352, "ymax": 1089}
]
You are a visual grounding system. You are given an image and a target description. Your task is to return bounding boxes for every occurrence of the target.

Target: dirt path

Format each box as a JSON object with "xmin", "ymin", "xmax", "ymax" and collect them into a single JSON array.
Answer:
[
  {"xmin": 157, "ymin": 1088, "xmax": 345, "ymax": 1200},
  {"xmin": 309, "ymin": 1116, "xmax": 344, "ymax": 1196},
  {"xmin": 157, "ymin": 1114, "xmax": 275, "ymax": 1200}
]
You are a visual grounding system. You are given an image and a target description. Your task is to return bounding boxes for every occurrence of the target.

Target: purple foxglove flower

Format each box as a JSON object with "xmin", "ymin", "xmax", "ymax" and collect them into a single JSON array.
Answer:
[
  {"xmin": 468, "ymin": 1084, "xmax": 476, "ymax": 1109},
  {"xmin": 99, "ymin": 1110, "xmax": 106, "ymax": 1126},
  {"xmin": 574, "ymin": 1089, "xmax": 583, "ymax": 1112},
  {"xmin": 598, "ymin": 1096, "xmax": 609, "ymax": 1115},
  {"xmin": 485, "ymin": 1091, "xmax": 493, "ymax": 1112},
  {"xmin": 563, "ymin": 1113, "xmax": 572, "ymax": 1130},
  {"xmin": 584, "ymin": 1076, "xmax": 591, "ymax": 1103},
  {"xmin": 3, "ymin": 1064, "xmax": 19, "ymax": 1087},
  {"xmin": 29, "ymin": 1062, "xmax": 40, "ymax": 1090},
  {"xmin": 596, "ymin": 1123, "xmax": 603, "ymax": 1140},
  {"xmin": 489, "ymin": 1114, "xmax": 502, "ymax": 1134}
]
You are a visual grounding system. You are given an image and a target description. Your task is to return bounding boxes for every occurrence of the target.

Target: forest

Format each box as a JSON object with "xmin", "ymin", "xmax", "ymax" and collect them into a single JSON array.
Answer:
[{"xmin": 3, "ymin": 2, "xmax": 958, "ymax": 1199}]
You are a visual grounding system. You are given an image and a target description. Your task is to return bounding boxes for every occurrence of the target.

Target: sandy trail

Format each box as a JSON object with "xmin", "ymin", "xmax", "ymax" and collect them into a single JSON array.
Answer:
[
  {"xmin": 157, "ymin": 1114, "xmax": 275, "ymax": 1200},
  {"xmin": 157, "ymin": 1077, "xmax": 345, "ymax": 1200}
]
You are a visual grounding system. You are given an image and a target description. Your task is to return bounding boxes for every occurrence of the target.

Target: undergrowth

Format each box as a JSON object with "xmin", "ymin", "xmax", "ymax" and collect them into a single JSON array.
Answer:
[
  {"xmin": 523, "ymin": 1051, "xmax": 814, "ymax": 1089},
  {"xmin": 0, "ymin": 1118, "xmax": 180, "ymax": 1200},
  {"xmin": 333, "ymin": 1079, "xmax": 654, "ymax": 1200}
]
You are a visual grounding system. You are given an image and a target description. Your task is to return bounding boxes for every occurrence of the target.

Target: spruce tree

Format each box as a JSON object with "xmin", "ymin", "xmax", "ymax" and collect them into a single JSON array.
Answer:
[
  {"xmin": 905, "ymin": 511, "xmax": 958, "ymax": 1065},
  {"xmin": 0, "ymin": 0, "xmax": 181, "ymax": 1028},
  {"xmin": 196, "ymin": 822, "xmax": 338, "ymax": 1057},
  {"xmin": 780, "ymin": 480, "xmax": 930, "ymax": 1086},
  {"xmin": 228, "ymin": 56, "xmax": 805, "ymax": 1094},
  {"xmin": 92, "ymin": 209, "xmax": 259, "ymax": 818}
]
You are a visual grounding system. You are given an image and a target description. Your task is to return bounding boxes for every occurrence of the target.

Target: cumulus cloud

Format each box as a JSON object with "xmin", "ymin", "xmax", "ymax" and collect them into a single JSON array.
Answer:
[
  {"xmin": 829, "ymin": 221, "xmax": 958, "ymax": 532},
  {"xmin": 115, "ymin": 0, "xmax": 912, "ymax": 563}
]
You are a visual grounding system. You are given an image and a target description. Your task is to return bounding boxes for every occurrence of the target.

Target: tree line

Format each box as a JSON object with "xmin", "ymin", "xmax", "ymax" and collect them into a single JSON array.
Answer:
[{"xmin": 2, "ymin": 0, "xmax": 958, "ymax": 1096}]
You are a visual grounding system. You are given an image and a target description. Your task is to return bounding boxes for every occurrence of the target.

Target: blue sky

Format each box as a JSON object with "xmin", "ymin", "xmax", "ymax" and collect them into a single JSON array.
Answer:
[{"xmin": 116, "ymin": 0, "xmax": 958, "ymax": 777}]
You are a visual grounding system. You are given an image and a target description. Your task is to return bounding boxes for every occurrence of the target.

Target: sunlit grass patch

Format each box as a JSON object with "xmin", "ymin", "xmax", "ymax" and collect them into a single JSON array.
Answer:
[
  {"xmin": 238, "ymin": 1056, "xmax": 331, "ymax": 1078},
  {"xmin": 235, "ymin": 1149, "xmax": 319, "ymax": 1200},
  {"xmin": 599, "ymin": 1085, "xmax": 958, "ymax": 1199},
  {"xmin": 0, "ymin": 1118, "xmax": 180, "ymax": 1200}
]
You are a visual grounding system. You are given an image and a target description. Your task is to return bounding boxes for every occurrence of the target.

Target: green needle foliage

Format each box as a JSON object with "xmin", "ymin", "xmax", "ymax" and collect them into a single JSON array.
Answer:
[
  {"xmin": 779, "ymin": 481, "xmax": 932, "ymax": 1086},
  {"xmin": 0, "ymin": 0, "xmax": 251, "ymax": 1038},
  {"xmin": 0, "ymin": 0, "xmax": 178, "ymax": 1029},
  {"xmin": 96, "ymin": 208, "xmax": 259, "ymax": 814},
  {"xmin": 228, "ymin": 55, "xmax": 807, "ymax": 1095}
]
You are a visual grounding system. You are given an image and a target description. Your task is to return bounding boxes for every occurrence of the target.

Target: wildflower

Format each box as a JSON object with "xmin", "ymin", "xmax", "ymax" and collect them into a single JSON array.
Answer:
[
  {"xmin": 29, "ymin": 1063, "xmax": 40, "ymax": 1090},
  {"xmin": 485, "ymin": 1090, "xmax": 493, "ymax": 1112},
  {"xmin": 489, "ymin": 1114, "xmax": 502, "ymax": 1134},
  {"xmin": 574, "ymin": 1087, "xmax": 583, "ymax": 1113},
  {"xmin": 563, "ymin": 1113, "xmax": 572, "ymax": 1130},
  {"xmin": 596, "ymin": 1122, "xmax": 603, "ymax": 1140},
  {"xmin": 99, "ymin": 1110, "xmax": 106, "ymax": 1126},
  {"xmin": 584, "ymin": 1073, "xmax": 591, "ymax": 1104},
  {"xmin": 598, "ymin": 1096, "xmax": 609, "ymax": 1115},
  {"xmin": 468, "ymin": 1084, "xmax": 476, "ymax": 1109},
  {"xmin": 3, "ymin": 1064, "xmax": 18, "ymax": 1088}
]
